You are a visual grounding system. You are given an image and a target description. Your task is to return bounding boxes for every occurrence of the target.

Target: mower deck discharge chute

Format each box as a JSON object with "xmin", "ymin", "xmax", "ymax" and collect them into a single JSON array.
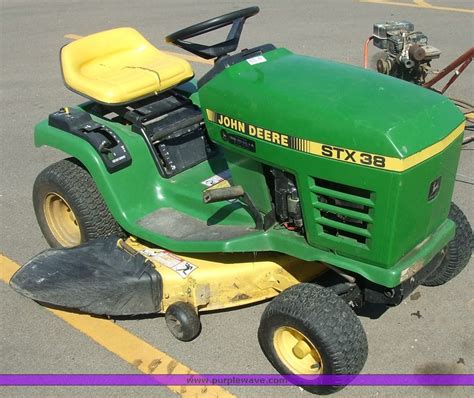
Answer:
[
  {"xmin": 11, "ymin": 6, "xmax": 472, "ymax": 395},
  {"xmin": 10, "ymin": 237, "xmax": 162, "ymax": 316}
]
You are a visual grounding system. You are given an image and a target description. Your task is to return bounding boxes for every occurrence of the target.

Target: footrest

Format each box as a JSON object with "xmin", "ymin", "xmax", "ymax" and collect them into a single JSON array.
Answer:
[{"xmin": 137, "ymin": 208, "xmax": 256, "ymax": 241}]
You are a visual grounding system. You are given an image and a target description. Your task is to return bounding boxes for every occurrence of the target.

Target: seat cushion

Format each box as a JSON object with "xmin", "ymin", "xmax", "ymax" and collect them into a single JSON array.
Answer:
[{"xmin": 61, "ymin": 27, "xmax": 194, "ymax": 104}]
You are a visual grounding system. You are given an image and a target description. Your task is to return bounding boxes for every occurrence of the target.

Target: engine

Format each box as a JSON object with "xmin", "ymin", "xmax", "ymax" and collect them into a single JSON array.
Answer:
[
  {"xmin": 269, "ymin": 169, "xmax": 303, "ymax": 231},
  {"xmin": 373, "ymin": 21, "xmax": 441, "ymax": 84}
]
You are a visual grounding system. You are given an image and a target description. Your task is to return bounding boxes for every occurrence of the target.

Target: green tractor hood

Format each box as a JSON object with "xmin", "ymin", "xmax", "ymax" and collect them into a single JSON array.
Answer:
[
  {"xmin": 199, "ymin": 48, "xmax": 464, "ymax": 159},
  {"xmin": 198, "ymin": 47, "xmax": 464, "ymax": 276}
]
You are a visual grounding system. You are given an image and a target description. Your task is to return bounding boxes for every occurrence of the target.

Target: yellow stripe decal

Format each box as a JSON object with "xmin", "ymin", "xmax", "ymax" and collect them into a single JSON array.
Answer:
[
  {"xmin": 207, "ymin": 109, "xmax": 465, "ymax": 172},
  {"xmin": 391, "ymin": 122, "xmax": 465, "ymax": 171},
  {"xmin": 206, "ymin": 109, "xmax": 217, "ymax": 122},
  {"xmin": 0, "ymin": 254, "xmax": 234, "ymax": 398},
  {"xmin": 305, "ymin": 122, "xmax": 464, "ymax": 172}
]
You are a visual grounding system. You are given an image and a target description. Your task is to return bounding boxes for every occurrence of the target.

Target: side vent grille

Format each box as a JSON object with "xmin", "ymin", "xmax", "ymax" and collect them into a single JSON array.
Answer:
[{"xmin": 310, "ymin": 178, "xmax": 374, "ymax": 245}]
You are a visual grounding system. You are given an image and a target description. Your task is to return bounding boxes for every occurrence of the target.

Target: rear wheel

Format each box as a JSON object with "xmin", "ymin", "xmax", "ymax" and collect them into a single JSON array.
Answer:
[
  {"xmin": 422, "ymin": 202, "xmax": 472, "ymax": 286},
  {"xmin": 42, "ymin": 191, "xmax": 81, "ymax": 247},
  {"xmin": 33, "ymin": 158, "xmax": 125, "ymax": 248},
  {"xmin": 258, "ymin": 283, "xmax": 368, "ymax": 395}
]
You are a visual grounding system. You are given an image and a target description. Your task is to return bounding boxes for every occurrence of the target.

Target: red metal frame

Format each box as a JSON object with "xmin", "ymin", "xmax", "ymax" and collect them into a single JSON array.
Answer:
[
  {"xmin": 363, "ymin": 39, "xmax": 473, "ymax": 145},
  {"xmin": 362, "ymin": 36, "xmax": 473, "ymax": 95},
  {"xmin": 423, "ymin": 47, "xmax": 474, "ymax": 94}
]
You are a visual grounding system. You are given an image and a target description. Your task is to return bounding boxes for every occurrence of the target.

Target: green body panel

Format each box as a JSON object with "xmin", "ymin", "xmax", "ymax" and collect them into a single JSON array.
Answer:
[
  {"xmin": 37, "ymin": 116, "xmax": 448, "ymax": 288},
  {"xmin": 199, "ymin": 47, "xmax": 464, "ymax": 268},
  {"xmin": 34, "ymin": 49, "xmax": 464, "ymax": 288},
  {"xmin": 223, "ymin": 150, "xmax": 273, "ymax": 213},
  {"xmin": 200, "ymin": 48, "xmax": 462, "ymax": 157},
  {"xmin": 35, "ymin": 116, "xmax": 252, "ymax": 233}
]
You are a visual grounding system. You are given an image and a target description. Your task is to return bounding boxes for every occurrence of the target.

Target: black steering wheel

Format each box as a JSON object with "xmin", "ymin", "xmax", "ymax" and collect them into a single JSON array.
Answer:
[{"xmin": 165, "ymin": 7, "xmax": 259, "ymax": 60}]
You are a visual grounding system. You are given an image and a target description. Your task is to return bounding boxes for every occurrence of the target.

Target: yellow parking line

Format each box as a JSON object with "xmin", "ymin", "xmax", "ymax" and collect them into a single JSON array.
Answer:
[
  {"xmin": 161, "ymin": 51, "xmax": 214, "ymax": 66},
  {"xmin": 0, "ymin": 254, "xmax": 235, "ymax": 398},
  {"xmin": 359, "ymin": 0, "xmax": 474, "ymax": 14},
  {"xmin": 63, "ymin": 34, "xmax": 214, "ymax": 65},
  {"xmin": 413, "ymin": 0, "xmax": 431, "ymax": 6},
  {"xmin": 63, "ymin": 33, "xmax": 84, "ymax": 40}
]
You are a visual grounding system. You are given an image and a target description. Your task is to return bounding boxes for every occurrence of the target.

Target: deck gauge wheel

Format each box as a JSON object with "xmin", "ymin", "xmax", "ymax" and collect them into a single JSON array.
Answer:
[{"xmin": 165, "ymin": 301, "xmax": 201, "ymax": 341}]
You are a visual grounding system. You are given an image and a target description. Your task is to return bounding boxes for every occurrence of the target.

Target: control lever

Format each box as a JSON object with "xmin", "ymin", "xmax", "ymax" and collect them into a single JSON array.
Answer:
[
  {"xmin": 203, "ymin": 186, "xmax": 244, "ymax": 203},
  {"xmin": 86, "ymin": 131, "xmax": 113, "ymax": 154},
  {"xmin": 203, "ymin": 186, "xmax": 263, "ymax": 230}
]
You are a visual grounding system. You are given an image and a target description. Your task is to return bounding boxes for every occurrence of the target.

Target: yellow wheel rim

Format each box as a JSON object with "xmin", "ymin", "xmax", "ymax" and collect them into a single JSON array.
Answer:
[
  {"xmin": 43, "ymin": 192, "xmax": 81, "ymax": 247},
  {"xmin": 273, "ymin": 326, "xmax": 323, "ymax": 375}
]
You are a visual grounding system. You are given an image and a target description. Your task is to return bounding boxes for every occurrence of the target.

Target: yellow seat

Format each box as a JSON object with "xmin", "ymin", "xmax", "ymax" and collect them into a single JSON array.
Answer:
[{"xmin": 61, "ymin": 27, "xmax": 194, "ymax": 104}]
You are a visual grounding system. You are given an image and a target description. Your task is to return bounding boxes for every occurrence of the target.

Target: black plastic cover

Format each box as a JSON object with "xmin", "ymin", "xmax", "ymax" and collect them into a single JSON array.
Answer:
[
  {"xmin": 49, "ymin": 108, "xmax": 132, "ymax": 173},
  {"xmin": 363, "ymin": 249, "xmax": 446, "ymax": 306},
  {"xmin": 10, "ymin": 237, "xmax": 162, "ymax": 316},
  {"xmin": 123, "ymin": 93, "xmax": 216, "ymax": 177}
]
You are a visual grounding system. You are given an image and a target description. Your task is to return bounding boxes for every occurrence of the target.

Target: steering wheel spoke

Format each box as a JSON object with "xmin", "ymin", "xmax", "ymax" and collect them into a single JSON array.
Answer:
[{"xmin": 166, "ymin": 7, "xmax": 259, "ymax": 60}]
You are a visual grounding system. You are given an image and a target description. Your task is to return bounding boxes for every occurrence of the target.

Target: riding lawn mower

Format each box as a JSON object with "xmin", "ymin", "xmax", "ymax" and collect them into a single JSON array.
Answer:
[{"xmin": 9, "ymin": 6, "xmax": 472, "ymax": 395}]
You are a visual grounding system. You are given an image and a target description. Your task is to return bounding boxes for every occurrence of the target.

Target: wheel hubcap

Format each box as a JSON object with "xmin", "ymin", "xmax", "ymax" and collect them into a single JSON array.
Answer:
[
  {"xmin": 273, "ymin": 326, "xmax": 323, "ymax": 374},
  {"xmin": 43, "ymin": 193, "xmax": 81, "ymax": 247},
  {"xmin": 166, "ymin": 316, "xmax": 182, "ymax": 334}
]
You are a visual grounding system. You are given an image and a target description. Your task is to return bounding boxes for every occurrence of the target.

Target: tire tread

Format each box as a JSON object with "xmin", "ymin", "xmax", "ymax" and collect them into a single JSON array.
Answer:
[
  {"xmin": 423, "ymin": 203, "xmax": 472, "ymax": 286},
  {"xmin": 33, "ymin": 158, "xmax": 125, "ymax": 247},
  {"xmin": 258, "ymin": 283, "xmax": 368, "ymax": 394}
]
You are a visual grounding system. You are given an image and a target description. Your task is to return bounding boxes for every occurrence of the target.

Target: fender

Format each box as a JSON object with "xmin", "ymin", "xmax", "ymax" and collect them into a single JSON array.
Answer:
[
  {"xmin": 34, "ymin": 116, "xmax": 163, "ymax": 233},
  {"xmin": 34, "ymin": 81, "xmax": 201, "ymax": 233}
]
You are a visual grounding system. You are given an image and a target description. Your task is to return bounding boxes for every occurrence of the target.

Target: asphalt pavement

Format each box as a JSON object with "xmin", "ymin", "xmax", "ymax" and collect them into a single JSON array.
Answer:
[{"xmin": 0, "ymin": 1, "xmax": 473, "ymax": 398}]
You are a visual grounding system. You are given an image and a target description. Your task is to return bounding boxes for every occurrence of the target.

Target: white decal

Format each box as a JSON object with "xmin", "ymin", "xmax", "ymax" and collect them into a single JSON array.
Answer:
[
  {"xmin": 140, "ymin": 249, "xmax": 197, "ymax": 278},
  {"xmin": 201, "ymin": 169, "xmax": 231, "ymax": 187},
  {"xmin": 246, "ymin": 55, "xmax": 267, "ymax": 65}
]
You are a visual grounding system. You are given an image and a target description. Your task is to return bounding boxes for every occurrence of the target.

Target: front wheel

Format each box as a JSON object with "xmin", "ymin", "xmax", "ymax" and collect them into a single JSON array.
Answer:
[
  {"xmin": 33, "ymin": 158, "xmax": 125, "ymax": 248},
  {"xmin": 258, "ymin": 283, "xmax": 368, "ymax": 395},
  {"xmin": 422, "ymin": 202, "xmax": 472, "ymax": 287}
]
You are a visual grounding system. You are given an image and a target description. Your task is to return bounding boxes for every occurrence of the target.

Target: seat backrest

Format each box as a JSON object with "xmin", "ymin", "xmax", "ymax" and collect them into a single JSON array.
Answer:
[
  {"xmin": 61, "ymin": 27, "xmax": 152, "ymax": 74},
  {"xmin": 59, "ymin": 27, "xmax": 194, "ymax": 104}
]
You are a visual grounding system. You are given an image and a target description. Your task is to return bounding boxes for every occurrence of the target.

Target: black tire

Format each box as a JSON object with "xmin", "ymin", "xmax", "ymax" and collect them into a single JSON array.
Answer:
[
  {"xmin": 258, "ymin": 283, "xmax": 368, "ymax": 395},
  {"xmin": 165, "ymin": 302, "xmax": 201, "ymax": 342},
  {"xmin": 422, "ymin": 202, "xmax": 472, "ymax": 286},
  {"xmin": 33, "ymin": 158, "xmax": 125, "ymax": 248}
]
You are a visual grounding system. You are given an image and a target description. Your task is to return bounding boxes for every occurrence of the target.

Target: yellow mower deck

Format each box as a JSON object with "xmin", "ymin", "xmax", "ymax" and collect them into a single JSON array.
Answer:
[
  {"xmin": 10, "ymin": 236, "xmax": 327, "ymax": 317},
  {"xmin": 123, "ymin": 237, "xmax": 327, "ymax": 312}
]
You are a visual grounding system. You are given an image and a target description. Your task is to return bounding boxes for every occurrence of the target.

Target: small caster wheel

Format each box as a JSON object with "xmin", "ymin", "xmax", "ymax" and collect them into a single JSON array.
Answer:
[{"xmin": 165, "ymin": 302, "xmax": 201, "ymax": 341}]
